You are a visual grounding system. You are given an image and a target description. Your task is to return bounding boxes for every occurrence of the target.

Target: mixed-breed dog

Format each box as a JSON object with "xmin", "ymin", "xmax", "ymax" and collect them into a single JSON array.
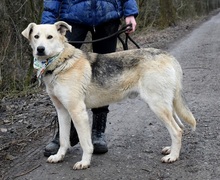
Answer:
[{"xmin": 22, "ymin": 21, "xmax": 196, "ymax": 170}]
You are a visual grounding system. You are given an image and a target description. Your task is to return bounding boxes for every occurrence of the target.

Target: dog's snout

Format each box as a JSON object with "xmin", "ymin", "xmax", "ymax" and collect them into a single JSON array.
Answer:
[{"xmin": 37, "ymin": 46, "xmax": 45, "ymax": 54}]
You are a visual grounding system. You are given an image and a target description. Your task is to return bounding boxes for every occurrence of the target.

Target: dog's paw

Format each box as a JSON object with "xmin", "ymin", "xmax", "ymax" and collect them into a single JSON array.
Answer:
[
  {"xmin": 73, "ymin": 161, "xmax": 90, "ymax": 170},
  {"xmin": 47, "ymin": 154, "xmax": 64, "ymax": 163},
  {"xmin": 162, "ymin": 146, "xmax": 171, "ymax": 155},
  {"xmin": 161, "ymin": 154, "xmax": 179, "ymax": 163}
]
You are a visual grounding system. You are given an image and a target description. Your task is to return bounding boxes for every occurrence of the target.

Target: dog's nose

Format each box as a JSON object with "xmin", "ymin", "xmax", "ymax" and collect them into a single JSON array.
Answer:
[{"xmin": 37, "ymin": 46, "xmax": 45, "ymax": 54}]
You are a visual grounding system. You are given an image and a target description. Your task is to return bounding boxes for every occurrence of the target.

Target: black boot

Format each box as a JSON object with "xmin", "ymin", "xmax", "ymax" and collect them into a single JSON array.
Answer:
[
  {"xmin": 44, "ymin": 122, "xmax": 79, "ymax": 157},
  {"xmin": 92, "ymin": 112, "xmax": 108, "ymax": 154},
  {"xmin": 44, "ymin": 130, "xmax": 60, "ymax": 157}
]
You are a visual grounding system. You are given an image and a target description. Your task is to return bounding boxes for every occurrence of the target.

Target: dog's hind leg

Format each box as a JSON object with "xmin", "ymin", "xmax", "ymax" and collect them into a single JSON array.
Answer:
[
  {"xmin": 68, "ymin": 101, "xmax": 93, "ymax": 170},
  {"xmin": 47, "ymin": 98, "xmax": 71, "ymax": 163},
  {"xmin": 152, "ymin": 105, "xmax": 182, "ymax": 162},
  {"xmin": 159, "ymin": 109, "xmax": 183, "ymax": 163},
  {"xmin": 140, "ymin": 90, "xmax": 183, "ymax": 163}
]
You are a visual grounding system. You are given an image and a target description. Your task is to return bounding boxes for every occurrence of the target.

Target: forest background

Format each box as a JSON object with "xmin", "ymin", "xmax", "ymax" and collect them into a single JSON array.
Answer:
[{"xmin": 0, "ymin": 0, "xmax": 220, "ymax": 97}]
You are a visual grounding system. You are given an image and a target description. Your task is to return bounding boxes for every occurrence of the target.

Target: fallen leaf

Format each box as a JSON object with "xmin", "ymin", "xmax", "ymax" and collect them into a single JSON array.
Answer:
[
  {"xmin": 0, "ymin": 128, "xmax": 7, "ymax": 133},
  {"xmin": 6, "ymin": 153, "xmax": 16, "ymax": 161}
]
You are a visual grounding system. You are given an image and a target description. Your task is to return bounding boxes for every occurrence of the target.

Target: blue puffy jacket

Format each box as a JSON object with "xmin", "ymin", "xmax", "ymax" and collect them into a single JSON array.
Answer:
[{"xmin": 41, "ymin": 0, "xmax": 138, "ymax": 26}]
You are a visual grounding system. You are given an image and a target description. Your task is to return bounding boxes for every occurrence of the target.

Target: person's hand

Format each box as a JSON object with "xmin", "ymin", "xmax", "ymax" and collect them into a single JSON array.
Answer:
[{"xmin": 125, "ymin": 16, "xmax": 137, "ymax": 33}]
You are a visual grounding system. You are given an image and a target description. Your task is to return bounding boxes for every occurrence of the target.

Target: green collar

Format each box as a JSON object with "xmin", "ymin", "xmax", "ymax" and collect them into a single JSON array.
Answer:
[{"xmin": 33, "ymin": 52, "xmax": 62, "ymax": 85}]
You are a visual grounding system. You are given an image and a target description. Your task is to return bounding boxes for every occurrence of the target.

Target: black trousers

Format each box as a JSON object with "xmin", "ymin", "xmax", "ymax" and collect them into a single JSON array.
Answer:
[{"xmin": 66, "ymin": 19, "xmax": 121, "ymax": 114}]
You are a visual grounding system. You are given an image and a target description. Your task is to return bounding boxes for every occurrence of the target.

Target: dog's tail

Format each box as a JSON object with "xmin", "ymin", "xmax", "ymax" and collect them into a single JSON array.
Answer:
[
  {"xmin": 173, "ymin": 91, "xmax": 196, "ymax": 130},
  {"xmin": 173, "ymin": 83, "xmax": 196, "ymax": 131},
  {"xmin": 173, "ymin": 62, "xmax": 196, "ymax": 130}
]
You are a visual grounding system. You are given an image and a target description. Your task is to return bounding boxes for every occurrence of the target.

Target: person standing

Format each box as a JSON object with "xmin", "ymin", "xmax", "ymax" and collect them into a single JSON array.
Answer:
[{"xmin": 41, "ymin": 0, "xmax": 139, "ymax": 157}]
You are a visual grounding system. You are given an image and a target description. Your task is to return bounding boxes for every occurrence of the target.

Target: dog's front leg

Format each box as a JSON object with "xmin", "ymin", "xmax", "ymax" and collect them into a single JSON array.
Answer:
[
  {"xmin": 69, "ymin": 102, "xmax": 93, "ymax": 170},
  {"xmin": 47, "ymin": 100, "xmax": 71, "ymax": 163}
]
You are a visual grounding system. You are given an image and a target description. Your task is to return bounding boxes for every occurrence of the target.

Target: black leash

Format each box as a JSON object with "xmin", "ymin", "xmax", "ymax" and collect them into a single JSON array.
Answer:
[
  {"xmin": 68, "ymin": 24, "xmax": 140, "ymax": 50},
  {"xmin": 118, "ymin": 33, "xmax": 140, "ymax": 50}
]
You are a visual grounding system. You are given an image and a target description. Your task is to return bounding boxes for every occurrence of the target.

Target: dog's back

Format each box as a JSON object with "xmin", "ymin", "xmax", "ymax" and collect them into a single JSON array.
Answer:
[{"xmin": 84, "ymin": 48, "xmax": 196, "ymax": 133}]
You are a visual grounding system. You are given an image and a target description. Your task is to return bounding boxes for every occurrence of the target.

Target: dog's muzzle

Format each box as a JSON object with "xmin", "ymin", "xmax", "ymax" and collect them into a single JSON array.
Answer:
[{"xmin": 37, "ymin": 46, "xmax": 45, "ymax": 56}]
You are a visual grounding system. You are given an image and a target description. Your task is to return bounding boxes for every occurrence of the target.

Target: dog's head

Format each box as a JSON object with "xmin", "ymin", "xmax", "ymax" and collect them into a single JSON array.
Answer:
[{"xmin": 22, "ymin": 21, "xmax": 72, "ymax": 60}]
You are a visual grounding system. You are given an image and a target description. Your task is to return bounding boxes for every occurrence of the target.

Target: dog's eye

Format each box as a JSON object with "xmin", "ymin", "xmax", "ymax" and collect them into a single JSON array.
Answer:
[
  {"xmin": 34, "ymin": 35, "xmax": 39, "ymax": 39},
  {"xmin": 47, "ymin": 35, "xmax": 53, "ymax": 39}
]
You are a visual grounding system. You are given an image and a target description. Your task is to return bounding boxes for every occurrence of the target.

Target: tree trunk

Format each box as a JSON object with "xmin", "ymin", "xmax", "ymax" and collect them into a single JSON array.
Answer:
[{"xmin": 159, "ymin": 0, "xmax": 177, "ymax": 28}]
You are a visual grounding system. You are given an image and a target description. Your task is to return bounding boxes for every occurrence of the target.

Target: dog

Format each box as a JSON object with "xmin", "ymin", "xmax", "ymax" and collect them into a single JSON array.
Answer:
[{"xmin": 22, "ymin": 21, "xmax": 196, "ymax": 170}]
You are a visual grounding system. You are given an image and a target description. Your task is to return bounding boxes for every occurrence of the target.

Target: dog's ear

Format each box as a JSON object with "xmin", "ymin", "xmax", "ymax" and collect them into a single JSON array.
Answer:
[
  {"xmin": 54, "ymin": 21, "xmax": 72, "ymax": 35},
  {"xmin": 22, "ymin": 23, "xmax": 36, "ymax": 40}
]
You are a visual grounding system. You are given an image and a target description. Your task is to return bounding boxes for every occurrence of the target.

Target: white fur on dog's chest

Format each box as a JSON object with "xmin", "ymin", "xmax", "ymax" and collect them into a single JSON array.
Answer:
[{"xmin": 43, "ymin": 74, "xmax": 57, "ymax": 96}]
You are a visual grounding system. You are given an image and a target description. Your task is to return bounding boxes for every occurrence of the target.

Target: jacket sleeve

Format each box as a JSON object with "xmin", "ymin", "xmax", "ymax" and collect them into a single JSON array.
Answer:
[
  {"xmin": 123, "ymin": 0, "xmax": 139, "ymax": 18},
  {"xmin": 41, "ymin": 0, "xmax": 62, "ymax": 24}
]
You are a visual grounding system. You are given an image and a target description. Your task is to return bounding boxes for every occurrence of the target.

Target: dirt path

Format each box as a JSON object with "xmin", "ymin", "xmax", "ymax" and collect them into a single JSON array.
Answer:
[{"xmin": 1, "ymin": 12, "xmax": 220, "ymax": 180}]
